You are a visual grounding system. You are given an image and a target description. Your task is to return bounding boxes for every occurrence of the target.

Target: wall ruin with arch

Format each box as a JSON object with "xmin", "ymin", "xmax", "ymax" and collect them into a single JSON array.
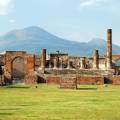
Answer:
[{"xmin": 4, "ymin": 51, "xmax": 35, "ymax": 84}]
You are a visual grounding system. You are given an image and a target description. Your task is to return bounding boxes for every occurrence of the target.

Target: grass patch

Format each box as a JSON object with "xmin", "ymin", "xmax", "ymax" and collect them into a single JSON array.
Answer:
[{"xmin": 0, "ymin": 84, "xmax": 120, "ymax": 120}]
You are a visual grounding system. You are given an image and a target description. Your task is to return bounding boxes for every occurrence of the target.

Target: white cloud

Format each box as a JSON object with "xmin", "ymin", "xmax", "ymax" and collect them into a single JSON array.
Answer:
[
  {"xmin": 0, "ymin": 0, "xmax": 13, "ymax": 15},
  {"xmin": 80, "ymin": 0, "xmax": 108, "ymax": 7}
]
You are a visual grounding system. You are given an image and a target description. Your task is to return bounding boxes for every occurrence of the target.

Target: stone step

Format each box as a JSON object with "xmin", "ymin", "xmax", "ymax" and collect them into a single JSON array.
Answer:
[{"xmin": 44, "ymin": 69, "xmax": 115, "ymax": 76}]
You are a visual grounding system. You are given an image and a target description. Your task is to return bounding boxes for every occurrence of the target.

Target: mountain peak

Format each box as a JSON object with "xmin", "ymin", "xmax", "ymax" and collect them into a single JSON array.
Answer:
[
  {"xmin": 0, "ymin": 26, "xmax": 120, "ymax": 56},
  {"xmin": 23, "ymin": 26, "xmax": 44, "ymax": 31},
  {"xmin": 88, "ymin": 38, "xmax": 106, "ymax": 45}
]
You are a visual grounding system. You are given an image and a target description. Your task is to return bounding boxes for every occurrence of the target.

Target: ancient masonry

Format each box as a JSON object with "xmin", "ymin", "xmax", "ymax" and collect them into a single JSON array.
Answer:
[{"xmin": 0, "ymin": 29, "xmax": 120, "ymax": 85}]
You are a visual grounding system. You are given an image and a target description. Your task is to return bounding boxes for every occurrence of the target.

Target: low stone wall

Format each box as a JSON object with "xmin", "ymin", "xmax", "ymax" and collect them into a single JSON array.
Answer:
[
  {"xmin": 46, "ymin": 76, "xmax": 61, "ymax": 84},
  {"xmin": 45, "ymin": 75, "xmax": 104, "ymax": 85},
  {"xmin": 25, "ymin": 72, "xmax": 38, "ymax": 84},
  {"xmin": 77, "ymin": 76, "xmax": 104, "ymax": 85},
  {"xmin": 112, "ymin": 76, "xmax": 120, "ymax": 85},
  {"xmin": 60, "ymin": 77, "xmax": 77, "ymax": 89}
]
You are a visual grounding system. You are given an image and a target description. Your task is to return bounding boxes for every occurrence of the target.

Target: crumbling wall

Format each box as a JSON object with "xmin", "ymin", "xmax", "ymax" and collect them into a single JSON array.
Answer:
[
  {"xmin": 4, "ymin": 51, "xmax": 27, "ymax": 83},
  {"xmin": 45, "ymin": 74, "xmax": 104, "ymax": 85},
  {"xmin": 77, "ymin": 76, "xmax": 104, "ymax": 85},
  {"xmin": 112, "ymin": 76, "xmax": 120, "ymax": 85},
  {"xmin": 4, "ymin": 51, "xmax": 37, "ymax": 84},
  {"xmin": 60, "ymin": 77, "xmax": 77, "ymax": 89},
  {"xmin": 25, "ymin": 54, "xmax": 37, "ymax": 84},
  {"xmin": 46, "ymin": 76, "xmax": 61, "ymax": 84}
]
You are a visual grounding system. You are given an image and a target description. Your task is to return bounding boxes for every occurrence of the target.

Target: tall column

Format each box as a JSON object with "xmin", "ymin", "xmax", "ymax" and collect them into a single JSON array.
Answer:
[
  {"xmin": 93, "ymin": 49, "xmax": 99, "ymax": 69},
  {"xmin": 106, "ymin": 29, "xmax": 112, "ymax": 69},
  {"xmin": 41, "ymin": 49, "xmax": 46, "ymax": 71}
]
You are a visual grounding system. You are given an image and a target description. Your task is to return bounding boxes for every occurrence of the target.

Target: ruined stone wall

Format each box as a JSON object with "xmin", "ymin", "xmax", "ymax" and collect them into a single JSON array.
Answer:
[
  {"xmin": 48, "ymin": 53, "xmax": 68, "ymax": 68},
  {"xmin": 45, "ymin": 75, "xmax": 104, "ymax": 85},
  {"xmin": 46, "ymin": 76, "xmax": 61, "ymax": 84},
  {"xmin": 4, "ymin": 51, "xmax": 27, "ymax": 83},
  {"xmin": 26, "ymin": 54, "xmax": 35, "ymax": 73},
  {"xmin": 99, "ymin": 58, "xmax": 106, "ymax": 70},
  {"xmin": 60, "ymin": 77, "xmax": 77, "ymax": 89},
  {"xmin": 4, "ymin": 51, "xmax": 37, "ymax": 84},
  {"xmin": 25, "ymin": 54, "xmax": 37, "ymax": 84},
  {"xmin": 77, "ymin": 76, "xmax": 104, "ymax": 85},
  {"xmin": 112, "ymin": 76, "xmax": 120, "ymax": 85}
]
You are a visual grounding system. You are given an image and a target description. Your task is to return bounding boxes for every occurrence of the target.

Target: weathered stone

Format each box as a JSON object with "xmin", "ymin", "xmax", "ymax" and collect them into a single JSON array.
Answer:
[
  {"xmin": 4, "ymin": 51, "xmax": 36, "ymax": 84},
  {"xmin": 25, "ymin": 72, "xmax": 38, "ymax": 84},
  {"xmin": 112, "ymin": 76, "xmax": 120, "ymax": 85},
  {"xmin": 80, "ymin": 57, "xmax": 86, "ymax": 69},
  {"xmin": 106, "ymin": 29, "xmax": 112, "ymax": 69},
  {"xmin": 93, "ymin": 49, "xmax": 99, "ymax": 69},
  {"xmin": 40, "ymin": 49, "xmax": 46, "ymax": 71},
  {"xmin": 77, "ymin": 75, "xmax": 104, "ymax": 85},
  {"xmin": 60, "ymin": 77, "xmax": 77, "ymax": 89}
]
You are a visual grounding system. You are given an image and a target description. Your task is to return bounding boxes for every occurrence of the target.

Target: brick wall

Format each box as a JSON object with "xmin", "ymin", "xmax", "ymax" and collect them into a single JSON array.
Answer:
[
  {"xmin": 60, "ymin": 77, "xmax": 77, "ymax": 89},
  {"xmin": 4, "ymin": 51, "xmax": 37, "ymax": 84},
  {"xmin": 26, "ymin": 54, "xmax": 35, "ymax": 73},
  {"xmin": 46, "ymin": 76, "xmax": 61, "ymax": 84},
  {"xmin": 45, "ymin": 75, "xmax": 104, "ymax": 85},
  {"xmin": 25, "ymin": 54, "xmax": 37, "ymax": 84},
  {"xmin": 25, "ymin": 72, "xmax": 38, "ymax": 84},
  {"xmin": 77, "ymin": 76, "xmax": 104, "ymax": 85},
  {"xmin": 112, "ymin": 76, "xmax": 120, "ymax": 85},
  {"xmin": 4, "ymin": 51, "xmax": 27, "ymax": 83}
]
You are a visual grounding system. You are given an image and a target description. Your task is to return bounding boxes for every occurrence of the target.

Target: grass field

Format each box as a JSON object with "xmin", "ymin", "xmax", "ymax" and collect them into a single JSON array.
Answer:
[{"xmin": 0, "ymin": 84, "xmax": 120, "ymax": 120}]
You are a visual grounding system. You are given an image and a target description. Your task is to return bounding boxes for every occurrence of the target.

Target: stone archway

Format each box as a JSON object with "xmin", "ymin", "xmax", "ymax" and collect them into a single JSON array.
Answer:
[
  {"xmin": 12, "ymin": 57, "xmax": 25, "ymax": 83},
  {"xmin": 4, "ymin": 51, "xmax": 35, "ymax": 84}
]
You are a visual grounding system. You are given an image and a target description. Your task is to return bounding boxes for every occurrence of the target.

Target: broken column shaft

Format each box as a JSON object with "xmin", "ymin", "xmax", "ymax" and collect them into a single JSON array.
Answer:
[
  {"xmin": 93, "ymin": 49, "xmax": 99, "ymax": 69},
  {"xmin": 40, "ymin": 49, "xmax": 46, "ymax": 71}
]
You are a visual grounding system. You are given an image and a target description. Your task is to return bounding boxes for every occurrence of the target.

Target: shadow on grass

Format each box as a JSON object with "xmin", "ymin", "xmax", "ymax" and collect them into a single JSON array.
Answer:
[
  {"xmin": 0, "ymin": 112, "xmax": 13, "ymax": 116},
  {"xmin": 76, "ymin": 88, "xmax": 98, "ymax": 90},
  {"xmin": 0, "ymin": 108, "xmax": 22, "ymax": 111},
  {"xmin": 5, "ymin": 85, "xmax": 30, "ymax": 89}
]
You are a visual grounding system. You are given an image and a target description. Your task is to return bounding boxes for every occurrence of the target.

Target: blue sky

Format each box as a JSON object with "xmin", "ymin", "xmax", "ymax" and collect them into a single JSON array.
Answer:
[{"xmin": 0, "ymin": 0, "xmax": 120, "ymax": 44}]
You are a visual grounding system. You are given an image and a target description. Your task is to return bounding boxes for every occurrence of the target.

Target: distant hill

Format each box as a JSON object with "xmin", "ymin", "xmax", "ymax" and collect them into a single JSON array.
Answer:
[{"xmin": 0, "ymin": 26, "xmax": 120, "ymax": 56}]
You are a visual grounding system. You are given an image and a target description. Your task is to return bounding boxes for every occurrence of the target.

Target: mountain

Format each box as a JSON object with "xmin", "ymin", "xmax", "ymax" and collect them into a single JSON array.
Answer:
[{"xmin": 0, "ymin": 26, "xmax": 120, "ymax": 56}]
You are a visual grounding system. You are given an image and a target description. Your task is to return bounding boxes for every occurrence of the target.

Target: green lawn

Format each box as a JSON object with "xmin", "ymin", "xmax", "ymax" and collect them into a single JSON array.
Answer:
[{"xmin": 0, "ymin": 84, "xmax": 120, "ymax": 120}]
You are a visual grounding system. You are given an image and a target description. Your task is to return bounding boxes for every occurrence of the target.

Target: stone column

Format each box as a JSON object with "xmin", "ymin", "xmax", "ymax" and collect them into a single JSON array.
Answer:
[
  {"xmin": 93, "ymin": 49, "xmax": 99, "ymax": 69},
  {"xmin": 40, "ymin": 49, "xmax": 46, "ymax": 71},
  {"xmin": 53, "ymin": 58, "xmax": 57, "ymax": 69},
  {"xmin": 80, "ymin": 57, "xmax": 85, "ymax": 69},
  {"xmin": 59, "ymin": 59, "xmax": 63, "ymax": 70},
  {"xmin": 106, "ymin": 29, "xmax": 112, "ymax": 69},
  {"xmin": 49, "ymin": 61, "xmax": 52, "ymax": 69},
  {"xmin": 67, "ymin": 57, "xmax": 71, "ymax": 69}
]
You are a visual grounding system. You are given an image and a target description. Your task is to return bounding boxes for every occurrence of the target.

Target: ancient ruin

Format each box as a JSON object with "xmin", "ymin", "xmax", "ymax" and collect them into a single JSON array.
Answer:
[{"xmin": 0, "ymin": 29, "xmax": 120, "ymax": 85}]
